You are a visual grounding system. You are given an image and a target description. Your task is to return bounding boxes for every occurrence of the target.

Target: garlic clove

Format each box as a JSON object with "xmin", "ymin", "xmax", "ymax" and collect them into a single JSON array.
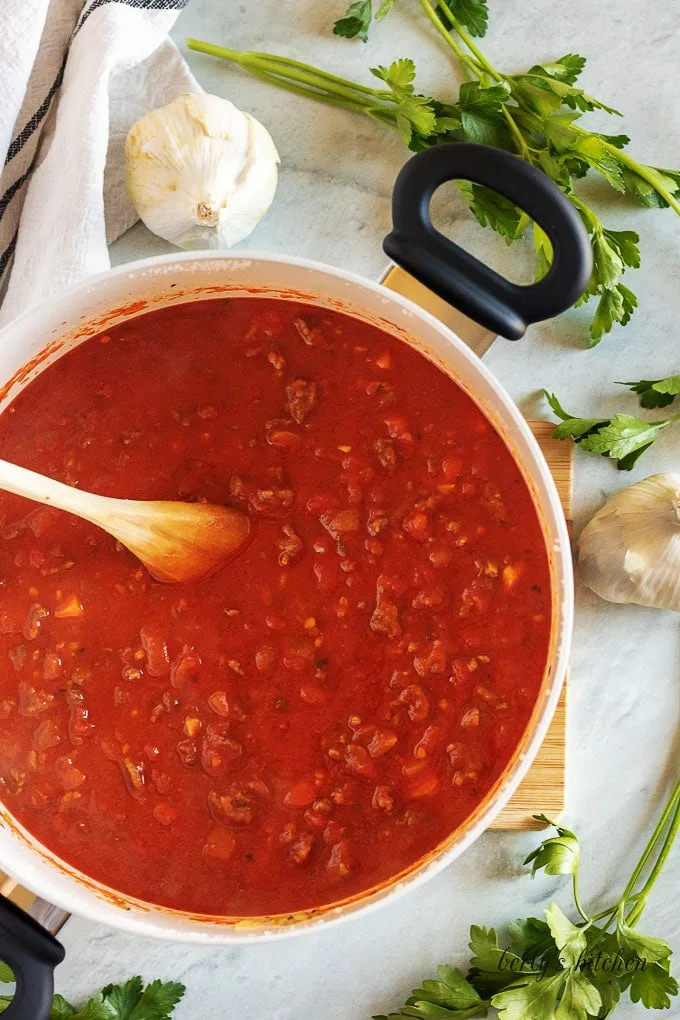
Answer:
[
  {"xmin": 125, "ymin": 93, "xmax": 280, "ymax": 250},
  {"xmin": 578, "ymin": 472, "xmax": 680, "ymax": 610}
]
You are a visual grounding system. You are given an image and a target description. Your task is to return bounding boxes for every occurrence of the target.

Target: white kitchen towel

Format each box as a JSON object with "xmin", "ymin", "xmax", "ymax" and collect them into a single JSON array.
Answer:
[{"xmin": 0, "ymin": 0, "xmax": 199, "ymax": 325}]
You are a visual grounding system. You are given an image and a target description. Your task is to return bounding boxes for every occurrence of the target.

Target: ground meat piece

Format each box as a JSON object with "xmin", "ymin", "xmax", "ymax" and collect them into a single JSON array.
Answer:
[
  {"xmin": 413, "ymin": 640, "xmax": 448, "ymax": 677},
  {"xmin": 277, "ymin": 524, "xmax": 304, "ymax": 566},
  {"xmin": 18, "ymin": 683, "xmax": 53, "ymax": 716},
  {"xmin": 373, "ymin": 438, "xmax": 397, "ymax": 472},
  {"xmin": 286, "ymin": 379, "xmax": 317, "ymax": 424},
  {"xmin": 22, "ymin": 603, "xmax": 48, "ymax": 641},
  {"xmin": 320, "ymin": 509, "xmax": 360, "ymax": 540},
  {"xmin": 370, "ymin": 598, "xmax": 401, "ymax": 638},
  {"xmin": 120, "ymin": 759, "xmax": 146, "ymax": 798},
  {"xmin": 8, "ymin": 646, "xmax": 26, "ymax": 671},
  {"xmin": 177, "ymin": 739, "xmax": 199, "ymax": 768},
  {"xmin": 399, "ymin": 685, "xmax": 430, "ymax": 722},
  {"xmin": 326, "ymin": 839, "xmax": 352, "ymax": 879},
  {"xmin": 343, "ymin": 743, "xmax": 377, "ymax": 780},
  {"xmin": 370, "ymin": 575, "xmax": 403, "ymax": 639},
  {"xmin": 293, "ymin": 318, "xmax": 325, "ymax": 347},
  {"xmin": 170, "ymin": 645, "xmax": 201, "ymax": 688},
  {"xmin": 230, "ymin": 476, "xmax": 294, "ymax": 517},
  {"xmin": 372, "ymin": 785, "xmax": 395, "ymax": 812},
  {"xmin": 288, "ymin": 832, "xmax": 315, "ymax": 866},
  {"xmin": 412, "ymin": 585, "xmax": 445, "ymax": 609},
  {"xmin": 208, "ymin": 788, "xmax": 254, "ymax": 826},
  {"xmin": 367, "ymin": 510, "xmax": 389, "ymax": 536},
  {"xmin": 33, "ymin": 719, "xmax": 62, "ymax": 751},
  {"xmin": 140, "ymin": 628, "xmax": 170, "ymax": 677},
  {"xmin": 201, "ymin": 725, "xmax": 243, "ymax": 775}
]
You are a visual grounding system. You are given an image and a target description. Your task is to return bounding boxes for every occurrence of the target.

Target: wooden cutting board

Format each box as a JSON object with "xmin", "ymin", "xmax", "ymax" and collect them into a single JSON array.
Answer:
[{"xmin": 382, "ymin": 266, "xmax": 570, "ymax": 831}]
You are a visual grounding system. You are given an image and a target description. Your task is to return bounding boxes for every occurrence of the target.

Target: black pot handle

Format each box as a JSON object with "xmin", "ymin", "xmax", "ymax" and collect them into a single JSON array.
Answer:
[
  {"xmin": 383, "ymin": 142, "xmax": 592, "ymax": 340},
  {"xmin": 0, "ymin": 894, "xmax": 64, "ymax": 1020}
]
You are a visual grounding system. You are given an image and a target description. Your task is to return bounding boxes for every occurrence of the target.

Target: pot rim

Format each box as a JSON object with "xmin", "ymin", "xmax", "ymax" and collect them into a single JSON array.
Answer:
[{"xmin": 0, "ymin": 249, "xmax": 573, "ymax": 942}]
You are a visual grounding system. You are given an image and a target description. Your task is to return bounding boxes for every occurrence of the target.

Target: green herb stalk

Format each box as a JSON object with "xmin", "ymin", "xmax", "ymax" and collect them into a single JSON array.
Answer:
[
  {"xmin": 0, "ymin": 973, "xmax": 185, "ymax": 1018},
  {"xmin": 187, "ymin": 0, "xmax": 680, "ymax": 348},
  {"xmin": 545, "ymin": 371, "xmax": 680, "ymax": 469},
  {"xmin": 375, "ymin": 778, "xmax": 680, "ymax": 1018}
]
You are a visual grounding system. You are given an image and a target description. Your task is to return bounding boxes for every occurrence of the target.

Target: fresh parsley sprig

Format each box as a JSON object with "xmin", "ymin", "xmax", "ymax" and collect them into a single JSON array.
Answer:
[
  {"xmin": 187, "ymin": 0, "xmax": 680, "ymax": 347},
  {"xmin": 619, "ymin": 375, "xmax": 680, "ymax": 410},
  {"xmin": 0, "ymin": 974, "xmax": 185, "ymax": 1019},
  {"xmin": 375, "ymin": 774, "xmax": 680, "ymax": 1018},
  {"xmin": 544, "ymin": 390, "xmax": 680, "ymax": 470}
]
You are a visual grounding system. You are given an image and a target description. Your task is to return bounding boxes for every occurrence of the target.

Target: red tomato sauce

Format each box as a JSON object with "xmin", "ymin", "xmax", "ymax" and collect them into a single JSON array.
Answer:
[{"xmin": 0, "ymin": 298, "xmax": 551, "ymax": 916}]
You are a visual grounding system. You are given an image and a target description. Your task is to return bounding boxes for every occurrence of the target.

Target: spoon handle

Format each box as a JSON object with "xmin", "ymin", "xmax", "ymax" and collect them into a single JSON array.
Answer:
[{"xmin": 0, "ymin": 458, "xmax": 104, "ymax": 523}]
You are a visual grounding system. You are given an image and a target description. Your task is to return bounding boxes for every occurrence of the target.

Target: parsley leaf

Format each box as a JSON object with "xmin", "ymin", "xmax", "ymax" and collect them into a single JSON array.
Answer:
[
  {"xmin": 533, "ymin": 224, "xmax": 553, "ymax": 281},
  {"xmin": 372, "ymin": 963, "xmax": 487, "ymax": 1018},
  {"xmin": 590, "ymin": 284, "xmax": 638, "ymax": 344},
  {"xmin": 507, "ymin": 917, "xmax": 555, "ymax": 961},
  {"xmin": 544, "ymin": 390, "xmax": 678, "ymax": 469},
  {"xmin": 333, "ymin": 0, "xmax": 373, "ymax": 41},
  {"xmin": 370, "ymin": 60, "xmax": 439, "ymax": 144},
  {"xmin": 411, "ymin": 964, "xmax": 486, "ymax": 1011},
  {"xmin": 528, "ymin": 53, "xmax": 586, "ymax": 86},
  {"xmin": 438, "ymin": 0, "xmax": 489, "ymax": 38},
  {"xmin": 376, "ymin": 0, "xmax": 399, "ymax": 18},
  {"xmin": 619, "ymin": 374, "xmax": 680, "ymax": 409},
  {"xmin": 578, "ymin": 414, "xmax": 668, "ymax": 466},
  {"xmin": 573, "ymin": 137, "xmax": 624, "ymax": 191},
  {"xmin": 491, "ymin": 974, "xmax": 564, "ymax": 1020},
  {"xmin": 70, "ymin": 1001, "xmax": 112, "ymax": 1020},
  {"xmin": 545, "ymin": 903, "xmax": 587, "ymax": 968},
  {"xmin": 458, "ymin": 181, "xmax": 525, "ymax": 243},
  {"xmin": 458, "ymin": 81, "xmax": 512, "ymax": 147},
  {"xmin": 0, "ymin": 964, "xmax": 12, "ymax": 985},
  {"xmin": 126, "ymin": 980, "xmax": 185, "ymax": 1020},
  {"xmin": 524, "ymin": 816, "xmax": 581, "ymax": 876},
  {"xmin": 554, "ymin": 971, "xmax": 602, "ymax": 1019},
  {"xmin": 616, "ymin": 924, "xmax": 672, "ymax": 966},
  {"xmin": 628, "ymin": 962, "xmax": 679, "ymax": 1009},
  {"xmin": 371, "ymin": 57, "xmax": 416, "ymax": 90},
  {"xmin": 100, "ymin": 977, "xmax": 144, "ymax": 1017},
  {"xmin": 51, "ymin": 997, "xmax": 77, "ymax": 1020},
  {"xmin": 467, "ymin": 926, "xmax": 535, "ymax": 999}
]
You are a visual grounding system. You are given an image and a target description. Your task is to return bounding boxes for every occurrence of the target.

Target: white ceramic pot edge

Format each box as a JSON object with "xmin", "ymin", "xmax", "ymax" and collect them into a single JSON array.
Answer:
[{"xmin": 0, "ymin": 250, "xmax": 574, "ymax": 943}]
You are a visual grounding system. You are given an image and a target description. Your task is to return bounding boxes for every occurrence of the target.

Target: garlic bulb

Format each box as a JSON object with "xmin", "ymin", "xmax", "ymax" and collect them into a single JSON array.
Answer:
[
  {"xmin": 125, "ymin": 93, "xmax": 280, "ymax": 250},
  {"xmin": 578, "ymin": 473, "xmax": 680, "ymax": 610}
]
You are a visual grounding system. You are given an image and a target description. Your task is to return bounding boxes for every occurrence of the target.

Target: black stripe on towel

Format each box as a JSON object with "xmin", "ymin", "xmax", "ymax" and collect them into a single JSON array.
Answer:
[
  {"xmin": 77, "ymin": 0, "xmax": 188, "ymax": 33},
  {"xmin": 0, "ymin": 230, "xmax": 19, "ymax": 282},
  {"xmin": 4, "ymin": 56, "xmax": 67, "ymax": 167},
  {"xmin": 0, "ymin": 165, "xmax": 34, "ymax": 222}
]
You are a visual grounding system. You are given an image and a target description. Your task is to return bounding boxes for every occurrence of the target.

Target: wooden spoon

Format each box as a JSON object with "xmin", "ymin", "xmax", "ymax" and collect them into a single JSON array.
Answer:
[{"xmin": 0, "ymin": 458, "xmax": 250, "ymax": 583}]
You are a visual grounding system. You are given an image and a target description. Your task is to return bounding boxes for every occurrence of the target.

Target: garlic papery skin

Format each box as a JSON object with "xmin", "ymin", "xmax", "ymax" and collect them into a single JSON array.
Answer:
[
  {"xmin": 578, "ymin": 473, "xmax": 680, "ymax": 610},
  {"xmin": 125, "ymin": 93, "xmax": 280, "ymax": 250}
]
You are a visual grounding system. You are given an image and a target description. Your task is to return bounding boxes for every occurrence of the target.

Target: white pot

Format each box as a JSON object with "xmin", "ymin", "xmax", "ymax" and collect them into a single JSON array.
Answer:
[{"xmin": 0, "ymin": 250, "xmax": 574, "ymax": 944}]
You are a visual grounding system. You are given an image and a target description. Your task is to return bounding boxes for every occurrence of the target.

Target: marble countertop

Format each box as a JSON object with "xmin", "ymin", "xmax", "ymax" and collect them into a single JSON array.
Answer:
[{"xmin": 57, "ymin": 1, "xmax": 680, "ymax": 1016}]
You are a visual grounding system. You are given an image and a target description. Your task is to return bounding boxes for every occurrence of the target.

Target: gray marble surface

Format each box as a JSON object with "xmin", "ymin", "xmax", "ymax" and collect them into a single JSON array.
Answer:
[{"xmin": 57, "ymin": 1, "xmax": 680, "ymax": 1016}]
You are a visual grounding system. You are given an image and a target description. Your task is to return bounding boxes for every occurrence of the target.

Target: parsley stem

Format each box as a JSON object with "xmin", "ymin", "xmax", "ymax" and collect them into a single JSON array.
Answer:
[
  {"xmin": 572, "ymin": 870, "xmax": 590, "ymax": 923},
  {"xmin": 442, "ymin": 18, "xmax": 504, "ymax": 86},
  {"xmin": 617, "ymin": 774, "xmax": 680, "ymax": 925},
  {"xmin": 416, "ymin": 3, "xmax": 529, "ymax": 161},
  {"xmin": 626, "ymin": 783, "xmax": 680, "ymax": 927},
  {"xmin": 416, "ymin": 0, "xmax": 478, "ymax": 78},
  {"xmin": 612, "ymin": 148, "xmax": 680, "ymax": 217},
  {"xmin": 186, "ymin": 41, "xmax": 390, "ymax": 108}
]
